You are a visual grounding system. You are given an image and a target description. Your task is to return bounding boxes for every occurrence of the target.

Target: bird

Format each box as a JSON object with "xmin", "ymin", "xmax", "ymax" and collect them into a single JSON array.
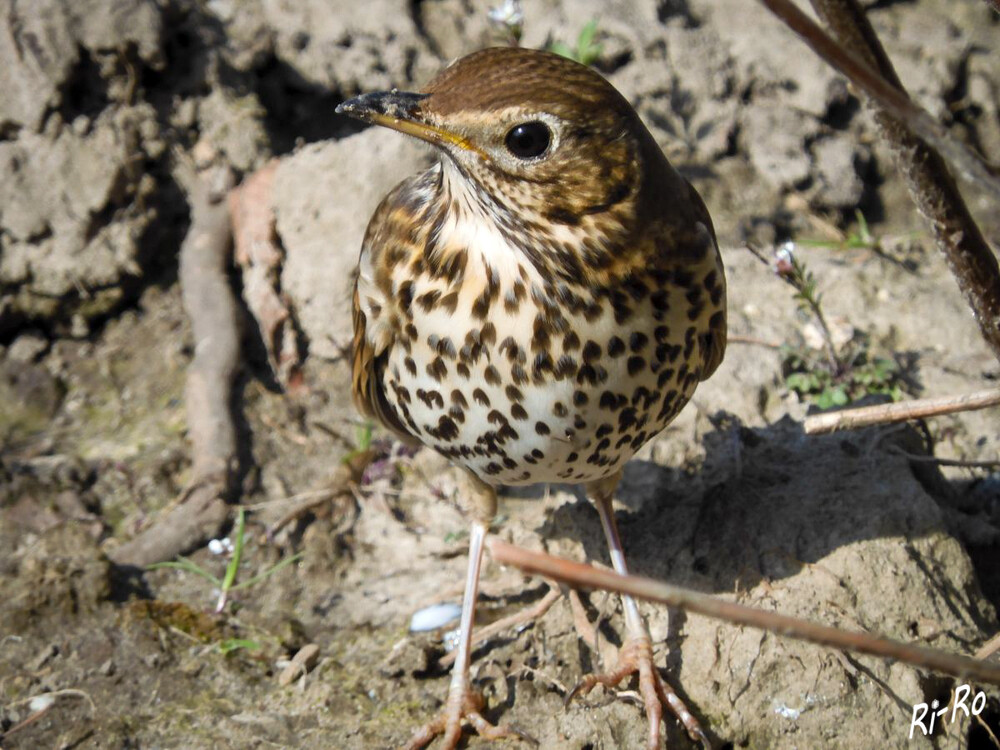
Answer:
[{"xmin": 336, "ymin": 46, "xmax": 726, "ymax": 749}]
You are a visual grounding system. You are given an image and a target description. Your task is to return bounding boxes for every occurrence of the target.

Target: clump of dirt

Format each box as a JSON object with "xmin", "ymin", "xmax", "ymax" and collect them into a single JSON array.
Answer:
[{"xmin": 2, "ymin": 0, "xmax": 999, "ymax": 748}]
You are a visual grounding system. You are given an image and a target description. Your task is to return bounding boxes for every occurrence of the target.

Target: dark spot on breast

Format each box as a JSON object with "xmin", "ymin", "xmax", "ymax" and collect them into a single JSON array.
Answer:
[
  {"xmin": 553, "ymin": 401, "xmax": 568, "ymax": 417},
  {"xmin": 573, "ymin": 390, "xmax": 589, "ymax": 406},
  {"xmin": 606, "ymin": 336, "xmax": 625, "ymax": 358},
  {"xmin": 426, "ymin": 356, "xmax": 448, "ymax": 381},
  {"xmin": 654, "ymin": 325, "xmax": 670, "ymax": 343},
  {"xmin": 650, "ymin": 289, "xmax": 669, "ymax": 312},
  {"xmin": 473, "ymin": 388, "xmax": 490, "ymax": 406},
  {"xmin": 657, "ymin": 368, "xmax": 676, "ymax": 389},
  {"xmin": 618, "ymin": 407, "xmax": 637, "ymax": 431},
  {"xmin": 499, "ymin": 424, "xmax": 518, "ymax": 441},
  {"xmin": 532, "ymin": 352, "xmax": 554, "ymax": 382},
  {"xmin": 622, "ymin": 275, "xmax": 649, "ymax": 301},
  {"xmin": 451, "ymin": 389, "xmax": 468, "ymax": 407},
  {"xmin": 563, "ymin": 331, "xmax": 580, "ymax": 352},
  {"xmin": 511, "ymin": 404, "xmax": 528, "ymax": 421},
  {"xmin": 485, "ymin": 365, "xmax": 501, "ymax": 386},
  {"xmin": 567, "ymin": 451, "xmax": 579, "ymax": 462},
  {"xmin": 506, "ymin": 385, "xmax": 524, "ymax": 402},
  {"xmin": 417, "ymin": 289, "xmax": 442, "ymax": 312},
  {"xmin": 440, "ymin": 291, "xmax": 460, "ymax": 313},
  {"xmin": 457, "ymin": 362, "xmax": 471, "ymax": 378},
  {"xmin": 577, "ymin": 364, "xmax": 598, "ymax": 386},
  {"xmin": 485, "ymin": 462, "xmax": 502, "ymax": 475},
  {"xmin": 449, "ymin": 405, "xmax": 465, "ymax": 423},
  {"xmin": 511, "ymin": 364, "xmax": 528, "ymax": 385},
  {"xmin": 627, "ymin": 356, "xmax": 645, "ymax": 376},
  {"xmin": 472, "ymin": 289, "xmax": 492, "ymax": 319},
  {"xmin": 582, "ymin": 340, "xmax": 602, "ymax": 363},
  {"xmin": 502, "ymin": 456, "xmax": 517, "ymax": 469},
  {"xmin": 535, "ymin": 421, "xmax": 551, "ymax": 436},
  {"xmin": 433, "ymin": 415, "xmax": 459, "ymax": 441},
  {"xmin": 404, "ymin": 357, "xmax": 417, "ymax": 376},
  {"xmin": 596, "ymin": 423, "xmax": 613, "ymax": 438},
  {"xmin": 399, "ymin": 281, "xmax": 414, "ymax": 312},
  {"xmin": 629, "ymin": 333, "xmax": 648, "ymax": 352},
  {"xmin": 480, "ymin": 322, "xmax": 497, "ymax": 347},
  {"xmin": 554, "ymin": 355, "xmax": 579, "ymax": 380},
  {"xmin": 488, "ymin": 409, "xmax": 508, "ymax": 425}
]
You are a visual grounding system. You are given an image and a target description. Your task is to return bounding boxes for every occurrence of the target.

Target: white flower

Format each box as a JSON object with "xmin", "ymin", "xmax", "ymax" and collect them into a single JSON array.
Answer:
[{"xmin": 488, "ymin": 0, "xmax": 524, "ymax": 28}]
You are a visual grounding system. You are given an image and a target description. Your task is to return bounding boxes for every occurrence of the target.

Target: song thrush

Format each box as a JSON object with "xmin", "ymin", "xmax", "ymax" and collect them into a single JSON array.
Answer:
[{"xmin": 337, "ymin": 47, "xmax": 726, "ymax": 749}]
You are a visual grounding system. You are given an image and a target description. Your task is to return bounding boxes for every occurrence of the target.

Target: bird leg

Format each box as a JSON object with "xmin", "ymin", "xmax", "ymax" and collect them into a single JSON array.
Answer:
[
  {"xmin": 404, "ymin": 477, "xmax": 526, "ymax": 750},
  {"xmin": 568, "ymin": 473, "xmax": 708, "ymax": 750}
]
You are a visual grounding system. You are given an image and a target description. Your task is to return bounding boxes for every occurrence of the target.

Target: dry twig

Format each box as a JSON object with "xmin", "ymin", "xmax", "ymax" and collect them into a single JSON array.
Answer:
[
  {"xmin": 439, "ymin": 584, "xmax": 563, "ymax": 668},
  {"xmin": 804, "ymin": 387, "xmax": 1000, "ymax": 434},
  {"xmin": 111, "ymin": 158, "xmax": 239, "ymax": 567},
  {"xmin": 489, "ymin": 539, "xmax": 1000, "ymax": 685},
  {"xmin": 229, "ymin": 161, "xmax": 303, "ymax": 389}
]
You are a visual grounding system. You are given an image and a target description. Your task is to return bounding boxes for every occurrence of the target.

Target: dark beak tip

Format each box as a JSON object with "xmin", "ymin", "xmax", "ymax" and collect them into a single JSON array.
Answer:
[{"xmin": 336, "ymin": 91, "xmax": 428, "ymax": 121}]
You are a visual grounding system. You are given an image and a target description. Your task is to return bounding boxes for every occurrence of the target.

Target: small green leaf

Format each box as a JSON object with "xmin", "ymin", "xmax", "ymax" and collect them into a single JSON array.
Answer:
[
  {"xmin": 218, "ymin": 638, "xmax": 260, "ymax": 655},
  {"xmin": 221, "ymin": 508, "xmax": 246, "ymax": 595}
]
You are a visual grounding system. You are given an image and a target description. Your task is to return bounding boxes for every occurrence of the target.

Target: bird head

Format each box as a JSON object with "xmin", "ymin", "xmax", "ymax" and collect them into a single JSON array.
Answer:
[{"xmin": 336, "ymin": 47, "xmax": 664, "ymax": 240}]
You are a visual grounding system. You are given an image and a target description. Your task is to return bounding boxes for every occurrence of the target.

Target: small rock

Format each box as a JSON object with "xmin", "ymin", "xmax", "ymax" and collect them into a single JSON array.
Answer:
[{"xmin": 7, "ymin": 332, "xmax": 49, "ymax": 363}]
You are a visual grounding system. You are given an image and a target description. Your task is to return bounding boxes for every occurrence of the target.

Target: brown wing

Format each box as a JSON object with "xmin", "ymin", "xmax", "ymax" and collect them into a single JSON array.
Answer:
[
  {"xmin": 351, "ymin": 175, "xmax": 432, "ymax": 444},
  {"xmin": 687, "ymin": 180, "xmax": 727, "ymax": 380}
]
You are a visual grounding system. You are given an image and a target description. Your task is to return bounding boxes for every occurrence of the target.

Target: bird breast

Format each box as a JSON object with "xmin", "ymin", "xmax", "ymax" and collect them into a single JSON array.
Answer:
[{"xmin": 367, "ymin": 165, "xmax": 715, "ymax": 487}]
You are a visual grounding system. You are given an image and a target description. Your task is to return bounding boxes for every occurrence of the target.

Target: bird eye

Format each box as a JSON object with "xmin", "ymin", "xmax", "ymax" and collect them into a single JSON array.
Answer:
[{"xmin": 504, "ymin": 121, "xmax": 551, "ymax": 159}]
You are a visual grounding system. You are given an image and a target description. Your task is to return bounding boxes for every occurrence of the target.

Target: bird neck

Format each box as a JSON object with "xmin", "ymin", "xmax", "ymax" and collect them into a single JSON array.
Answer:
[{"xmin": 427, "ymin": 157, "xmax": 637, "ymax": 289}]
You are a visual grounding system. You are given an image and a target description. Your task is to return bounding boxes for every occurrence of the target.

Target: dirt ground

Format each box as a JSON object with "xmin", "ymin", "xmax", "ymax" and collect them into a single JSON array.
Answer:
[{"xmin": 2, "ymin": 0, "xmax": 1000, "ymax": 748}]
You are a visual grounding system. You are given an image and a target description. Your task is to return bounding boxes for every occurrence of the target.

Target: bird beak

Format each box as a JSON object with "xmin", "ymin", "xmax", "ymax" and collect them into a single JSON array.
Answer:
[{"xmin": 336, "ymin": 90, "xmax": 479, "ymax": 154}]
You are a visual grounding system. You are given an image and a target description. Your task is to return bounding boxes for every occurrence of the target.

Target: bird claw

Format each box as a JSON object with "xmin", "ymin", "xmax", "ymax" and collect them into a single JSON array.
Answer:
[
  {"xmin": 567, "ymin": 635, "xmax": 709, "ymax": 750},
  {"xmin": 402, "ymin": 687, "xmax": 536, "ymax": 750}
]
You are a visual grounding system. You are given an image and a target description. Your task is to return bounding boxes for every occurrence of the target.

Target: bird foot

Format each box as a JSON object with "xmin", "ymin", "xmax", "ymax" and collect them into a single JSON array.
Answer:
[
  {"xmin": 567, "ymin": 635, "xmax": 709, "ymax": 750},
  {"xmin": 403, "ymin": 686, "xmax": 534, "ymax": 750}
]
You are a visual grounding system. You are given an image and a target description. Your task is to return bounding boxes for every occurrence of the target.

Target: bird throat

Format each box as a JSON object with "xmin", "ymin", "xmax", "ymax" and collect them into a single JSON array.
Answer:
[{"xmin": 425, "ymin": 157, "xmax": 634, "ymax": 291}]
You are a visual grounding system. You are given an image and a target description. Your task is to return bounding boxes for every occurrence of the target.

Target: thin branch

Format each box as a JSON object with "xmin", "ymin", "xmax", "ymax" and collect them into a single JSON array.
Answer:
[
  {"xmin": 804, "ymin": 387, "xmax": 1000, "ymax": 434},
  {"xmin": 438, "ymin": 584, "xmax": 563, "ymax": 668},
  {"xmin": 887, "ymin": 446, "xmax": 1000, "ymax": 470},
  {"xmin": 488, "ymin": 538, "xmax": 1000, "ymax": 686},
  {"xmin": 111, "ymin": 157, "xmax": 239, "ymax": 567}
]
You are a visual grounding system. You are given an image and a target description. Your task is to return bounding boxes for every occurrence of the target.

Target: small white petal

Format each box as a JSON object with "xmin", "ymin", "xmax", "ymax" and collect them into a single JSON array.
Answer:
[{"xmin": 409, "ymin": 603, "xmax": 462, "ymax": 633}]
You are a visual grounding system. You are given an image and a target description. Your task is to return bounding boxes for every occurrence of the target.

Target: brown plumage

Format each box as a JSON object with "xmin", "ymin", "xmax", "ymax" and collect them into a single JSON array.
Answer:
[{"xmin": 338, "ymin": 46, "xmax": 726, "ymax": 749}]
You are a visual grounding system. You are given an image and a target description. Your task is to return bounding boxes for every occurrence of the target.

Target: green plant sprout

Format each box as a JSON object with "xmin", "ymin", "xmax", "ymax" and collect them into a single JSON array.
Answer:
[
  {"xmin": 217, "ymin": 637, "xmax": 262, "ymax": 656},
  {"xmin": 147, "ymin": 508, "xmax": 302, "ymax": 613},
  {"xmin": 550, "ymin": 20, "xmax": 603, "ymax": 66},
  {"xmin": 799, "ymin": 209, "xmax": 879, "ymax": 252},
  {"xmin": 748, "ymin": 241, "xmax": 906, "ymax": 409}
]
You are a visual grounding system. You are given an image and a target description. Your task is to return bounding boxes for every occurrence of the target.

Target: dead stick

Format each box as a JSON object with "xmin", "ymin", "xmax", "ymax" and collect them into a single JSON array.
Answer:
[
  {"xmin": 439, "ymin": 585, "xmax": 563, "ymax": 668},
  {"xmin": 111, "ymin": 159, "xmax": 239, "ymax": 567},
  {"xmin": 488, "ymin": 538, "xmax": 1000, "ymax": 685},
  {"xmin": 767, "ymin": 0, "xmax": 1000, "ymax": 362},
  {"xmin": 804, "ymin": 388, "xmax": 1000, "ymax": 435}
]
